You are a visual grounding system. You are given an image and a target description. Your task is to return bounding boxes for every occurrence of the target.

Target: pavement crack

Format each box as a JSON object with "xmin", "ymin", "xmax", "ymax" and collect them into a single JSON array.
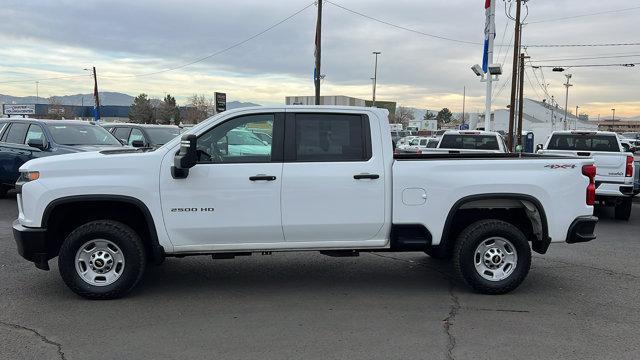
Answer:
[
  {"xmin": 442, "ymin": 282, "xmax": 460, "ymax": 360},
  {"xmin": 0, "ymin": 320, "xmax": 67, "ymax": 360}
]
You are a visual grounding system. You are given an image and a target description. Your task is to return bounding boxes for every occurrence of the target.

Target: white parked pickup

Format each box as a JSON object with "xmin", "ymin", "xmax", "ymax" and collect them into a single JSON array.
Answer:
[
  {"xmin": 538, "ymin": 130, "xmax": 635, "ymax": 220},
  {"xmin": 13, "ymin": 106, "xmax": 597, "ymax": 299}
]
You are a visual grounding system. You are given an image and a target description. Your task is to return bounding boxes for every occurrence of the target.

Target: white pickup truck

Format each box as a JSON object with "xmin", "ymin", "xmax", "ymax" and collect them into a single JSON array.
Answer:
[
  {"xmin": 13, "ymin": 106, "xmax": 598, "ymax": 299},
  {"xmin": 538, "ymin": 130, "xmax": 635, "ymax": 220}
]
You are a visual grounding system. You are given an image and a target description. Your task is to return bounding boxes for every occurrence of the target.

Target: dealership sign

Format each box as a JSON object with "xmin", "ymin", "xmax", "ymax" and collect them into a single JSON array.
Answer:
[
  {"xmin": 214, "ymin": 92, "xmax": 226, "ymax": 113},
  {"xmin": 3, "ymin": 104, "xmax": 35, "ymax": 115}
]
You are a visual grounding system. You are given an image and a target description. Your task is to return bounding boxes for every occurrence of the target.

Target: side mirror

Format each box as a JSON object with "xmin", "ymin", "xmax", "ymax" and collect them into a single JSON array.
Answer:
[
  {"xmin": 131, "ymin": 139, "xmax": 145, "ymax": 148},
  {"xmin": 172, "ymin": 134, "xmax": 197, "ymax": 179},
  {"xmin": 535, "ymin": 144, "xmax": 543, "ymax": 152},
  {"xmin": 27, "ymin": 138, "xmax": 46, "ymax": 151}
]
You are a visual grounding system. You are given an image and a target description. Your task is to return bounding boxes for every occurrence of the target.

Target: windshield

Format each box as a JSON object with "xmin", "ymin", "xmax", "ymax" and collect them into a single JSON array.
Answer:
[
  {"xmin": 145, "ymin": 127, "xmax": 180, "ymax": 145},
  {"xmin": 48, "ymin": 124, "xmax": 121, "ymax": 146},
  {"xmin": 228, "ymin": 130, "xmax": 266, "ymax": 146},
  {"xmin": 439, "ymin": 135, "xmax": 499, "ymax": 150},
  {"xmin": 547, "ymin": 134, "xmax": 620, "ymax": 152}
]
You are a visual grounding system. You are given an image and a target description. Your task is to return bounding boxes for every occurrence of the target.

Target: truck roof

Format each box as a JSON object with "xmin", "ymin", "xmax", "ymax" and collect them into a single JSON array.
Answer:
[
  {"xmin": 549, "ymin": 130, "xmax": 617, "ymax": 136},
  {"xmin": 442, "ymin": 130, "xmax": 499, "ymax": 136}
]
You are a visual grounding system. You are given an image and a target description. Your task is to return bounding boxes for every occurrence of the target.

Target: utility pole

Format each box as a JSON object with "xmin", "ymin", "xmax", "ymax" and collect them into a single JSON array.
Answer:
[
  {"xmin": 507, "ymin": 0, "xmax": 522, "ymax": 151},
  {"xmin": 372, "ymin": 51, "xmax": 381, "ymax": 107},
  {"xmin": 516, "ymin": 53, "xmax": 527, "ymax": 146},
  {"xmin": 563, "ymin": 74, "xmax": 572, "ymax": 130},
  {"xmin": 483, "ymin": 0, "xmax": 496, "ymax": 131},
  {"xmin": 550, "ymin": 95, "xmax": 555, "ymax": 130},
  {"xmin": 35, "ymin": 81, "xmax": 39, "ymax": 104},
  {"xmin": 314, "ymin": 0, "xmax": 323, "ymax": 105},
  {"xmin": 462, "ymin": 86, "xmax": 466, "ymax": 126},
  {"xmin": 575, "ymin": 105, "xmax": 579, "ymax": 130},
  {"xmin": 92, "ymin": 67, "xmax": 101, "ymax": 121}
]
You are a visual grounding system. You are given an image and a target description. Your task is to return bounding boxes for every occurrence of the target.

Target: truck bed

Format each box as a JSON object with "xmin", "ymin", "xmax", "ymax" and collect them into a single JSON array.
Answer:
[{"xmin": 394, "ymin": 152, "xmax": 574, "ymax": 160}]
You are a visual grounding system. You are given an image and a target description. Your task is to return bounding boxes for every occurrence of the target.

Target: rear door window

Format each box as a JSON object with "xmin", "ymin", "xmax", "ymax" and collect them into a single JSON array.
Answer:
[
  {"xmin": 293, "ymin": 113, "xmax": 370, "ymax": 162},
  {"xmin": 547, "ymin": 134, "xmax": 619, "ymax": 152},
  {"xmin": 3, "ymin": 123, "xmax": 29, "ymax": 144},
  {"xmin": 439, "ymin": 135, "xmax": 499, "ymax": 150}
]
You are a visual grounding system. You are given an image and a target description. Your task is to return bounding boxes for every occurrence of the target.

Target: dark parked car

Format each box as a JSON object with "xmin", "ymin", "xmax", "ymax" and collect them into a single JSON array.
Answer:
[
  {"xmin": 102, "ymin": 123, "xmax": 180, "ymax": 148},
  {"xmin": 0, "ymin": 118, "xmax": 122, "ymax": 196}
]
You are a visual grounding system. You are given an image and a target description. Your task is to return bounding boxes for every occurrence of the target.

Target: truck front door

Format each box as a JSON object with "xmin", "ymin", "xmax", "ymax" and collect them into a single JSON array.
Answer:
[{"xmin": 160, "ymin": 113, "xmax": 285, "ymax": 249}]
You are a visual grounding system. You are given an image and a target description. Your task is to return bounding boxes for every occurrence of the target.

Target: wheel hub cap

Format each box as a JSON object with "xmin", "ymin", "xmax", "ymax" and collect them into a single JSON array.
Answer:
[
  {"xmin": 75, "ymin": 239, "xmax": 125, "ymax": 286},
  {"xmin": 474, "ymin": 237, "xmax": 518, "ymax": 282}
]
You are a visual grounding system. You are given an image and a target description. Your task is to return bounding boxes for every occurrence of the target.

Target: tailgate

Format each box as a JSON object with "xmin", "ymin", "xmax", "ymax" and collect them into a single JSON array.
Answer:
[{"xmin": 540, "ymin": 150, "xmax": 627, "ymax": 182}]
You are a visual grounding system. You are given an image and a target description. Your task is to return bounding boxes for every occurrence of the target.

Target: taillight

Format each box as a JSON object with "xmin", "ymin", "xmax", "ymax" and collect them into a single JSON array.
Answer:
[
  {"xmin": 626, "ymin": 155, "xmax": 634, "ymax": 177},
  {"xmin": 582, "ymin": 164, "xmax": 596, "ymax": 206}
]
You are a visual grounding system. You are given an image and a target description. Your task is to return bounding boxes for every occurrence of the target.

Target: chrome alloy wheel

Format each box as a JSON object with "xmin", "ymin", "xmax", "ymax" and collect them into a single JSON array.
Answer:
[
  {"xmin": 75, "ymin": 239, "xmax": 125, "ymax": 286},
  {"xmin": 474, "ymin": 237, "xmax": 518, "ymax": 281}
]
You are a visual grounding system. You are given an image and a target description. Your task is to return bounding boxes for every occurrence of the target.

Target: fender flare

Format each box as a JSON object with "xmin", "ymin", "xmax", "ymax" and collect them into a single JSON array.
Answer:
[
  {"xmin": 42, "ymin": 194, "xmax": 164, "ymax": 261},
  {"xmin": 440, "ymin": 193, "xmax": 551, "ymax": 254}
]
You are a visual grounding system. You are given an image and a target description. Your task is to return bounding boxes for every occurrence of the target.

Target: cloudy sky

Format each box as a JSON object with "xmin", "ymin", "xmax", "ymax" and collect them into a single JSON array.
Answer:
[{"xmin": 1, "ymin": 0, "xmax": 639, "ymax": 117}]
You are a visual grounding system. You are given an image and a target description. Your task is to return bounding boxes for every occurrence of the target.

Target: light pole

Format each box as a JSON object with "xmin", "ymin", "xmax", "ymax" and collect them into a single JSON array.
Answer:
[
  {"xmin": 563, "ymin": 74, "xmax": 573, "ymax": 130},
  {"xmin": 611, "ymin": 108, "xmax": 616, "ymax": 132},
  {"xmin": 372, "ymin": 51, "xmax": 381, "ymax": 107},
  {"xmin": 35, "ymin": 81, "xmax": 39, "ymax": 104}
]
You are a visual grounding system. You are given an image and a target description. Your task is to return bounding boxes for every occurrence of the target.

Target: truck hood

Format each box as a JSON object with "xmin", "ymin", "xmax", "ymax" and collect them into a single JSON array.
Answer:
[{"xmin": 19, "ymin": 148, "xmax": 160, "ymax": 173}]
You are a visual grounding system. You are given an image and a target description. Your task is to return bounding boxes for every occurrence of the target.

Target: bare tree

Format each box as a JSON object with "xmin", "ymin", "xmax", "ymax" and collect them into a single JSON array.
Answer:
[
  {"xmin": 45, "ymin": 97, "xmax": 65, "ymax": 120},
  {"xmin": 390, "ymin": 106, "xmax": 415, "ymax": 127},
  {"xmin": 183, "ymin": 94, "xmax": 214, "ymax": 124}
]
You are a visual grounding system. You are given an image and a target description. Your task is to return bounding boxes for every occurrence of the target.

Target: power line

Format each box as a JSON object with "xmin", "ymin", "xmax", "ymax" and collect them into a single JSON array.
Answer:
[
  {"xmin": 0, "ymin": 74, "xmax": 90, "ymax": 84},
  {"xmin": 324, "ymin": 0, "xmax": 479, "ymax": 45},
  {"xmin": 525, "ymin": 42, "xmax": 640, "ymax": 48},
  {"xmin": 524, "ymin": 67, "xmax": 541, "ymax": 99},
  {"xmin": 530, "ymin": 54, "xmax": 640, "ymax": 62},
  {"xmin": 531, "ymin": 63, "xmax": 639, "ymax": 68},
  {"xmin": 526, "ymin": 5, "xmax": 640, "ymax": 24},
  {"xmin": 101, "ymin": 2, "xmax": 315, "ymax": 79}
]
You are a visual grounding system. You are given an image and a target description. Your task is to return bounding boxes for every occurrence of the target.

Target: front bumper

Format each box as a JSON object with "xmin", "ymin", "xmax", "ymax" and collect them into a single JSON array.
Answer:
[
  {"xmin": 566, "ymin": 216, "xmax": 598, "ymax": 244},
  {"xmin": 13, "ymin": 220, "xmax": 50, "ymax": 270}
]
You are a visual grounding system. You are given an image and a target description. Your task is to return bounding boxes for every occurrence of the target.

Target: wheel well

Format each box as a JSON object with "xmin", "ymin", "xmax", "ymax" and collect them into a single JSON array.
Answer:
[
  {"xmin": 437, "ymin": 196, "xmax": 549, "ymax": 257},
  {"xmin": 44, "ymin": 199, "xmax": 163, "ymax": 262}
]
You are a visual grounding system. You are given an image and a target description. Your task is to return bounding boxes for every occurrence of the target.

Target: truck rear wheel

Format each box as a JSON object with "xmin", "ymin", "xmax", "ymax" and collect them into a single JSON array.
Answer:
[
  {"xmin": 614, "ymin": 197, "xmax": 632, "ymax": 221},
  {"xmin": 58, "ymin": 220, "xmax": 146, "ymax": 299},
  {"xmin": 453, "ymin": 219, "xmax": 531, "ymax": 295}
]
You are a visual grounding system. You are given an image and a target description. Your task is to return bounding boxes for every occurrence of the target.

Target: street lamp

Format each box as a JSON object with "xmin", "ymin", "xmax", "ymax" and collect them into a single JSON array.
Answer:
[
  {"xmin": 563, "ymin": 74, "xmax": 573, "ymax": 130},
  {"xmin": 372, "ymin": 51, "xmax": 381, "ymax": 107}
]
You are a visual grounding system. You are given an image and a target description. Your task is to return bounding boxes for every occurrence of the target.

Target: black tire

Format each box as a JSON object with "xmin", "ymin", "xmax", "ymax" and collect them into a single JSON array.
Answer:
[
  {"xmin": 453, "ymin": 219, "xmax": 531, "ymax": 295},
  {"xmin": 614, "ymin": 197, "xmax": 632, "ymax": 221},
  {"xmin": 58, "ymin": 220, "xmax": 146, "ymax": 300}
]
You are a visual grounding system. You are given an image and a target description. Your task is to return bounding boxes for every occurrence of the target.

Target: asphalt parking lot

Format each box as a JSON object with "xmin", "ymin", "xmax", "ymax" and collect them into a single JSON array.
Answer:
[{"xmin": 1, "ymin": 196, "xmax": 639, "ymax": 360}]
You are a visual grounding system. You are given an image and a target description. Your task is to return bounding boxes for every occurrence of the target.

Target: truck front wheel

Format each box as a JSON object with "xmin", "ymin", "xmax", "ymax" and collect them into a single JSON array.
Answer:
[
  {"xmin": 614, "ymin": 197, "xmax": 632, "ymax": 221},
  {"xmin": 453, "ymin": 219, "xmax": 531, "ymax": 295},
  {"xmin": 58, "ymin": 220, "xmax": 146, "ymax": 300}
]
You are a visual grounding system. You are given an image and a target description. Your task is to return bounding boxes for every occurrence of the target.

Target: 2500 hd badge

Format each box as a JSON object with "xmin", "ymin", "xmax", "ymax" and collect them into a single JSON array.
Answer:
[{"xmin": 171, "ymin": 207, "xmax": 215, "ymax": 212}]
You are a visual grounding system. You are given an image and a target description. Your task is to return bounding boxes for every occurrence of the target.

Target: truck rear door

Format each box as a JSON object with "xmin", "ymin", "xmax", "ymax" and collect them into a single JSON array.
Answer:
[{"xmin": 280, "ymin": 111, "xmax": 386, "ymax": 243}]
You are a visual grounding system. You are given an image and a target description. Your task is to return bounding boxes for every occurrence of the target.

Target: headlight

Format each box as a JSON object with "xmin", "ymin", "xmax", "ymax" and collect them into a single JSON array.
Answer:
[
  {"xmin": 18, "ymin": 171, "xmax": 40, "ymax": 182},
  {"xmin": 16, "ymin": 171, "xmax": 40, "ymax": 193}
]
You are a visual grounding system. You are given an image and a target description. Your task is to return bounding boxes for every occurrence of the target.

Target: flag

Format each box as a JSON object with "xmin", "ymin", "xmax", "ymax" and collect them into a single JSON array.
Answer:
[{"xmin": 482, "ymin": 0, "xmax": 492, "ymax": 73}]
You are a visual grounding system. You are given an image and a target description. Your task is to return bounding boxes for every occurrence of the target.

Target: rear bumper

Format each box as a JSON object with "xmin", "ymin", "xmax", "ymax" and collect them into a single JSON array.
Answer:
[
  {"xmin": 565, "ymin": 216, "xmax": 598, "ymax": 244},
  {"xmin": 12, "ymin": 220, "xmax": 50, "ymax": 270}
]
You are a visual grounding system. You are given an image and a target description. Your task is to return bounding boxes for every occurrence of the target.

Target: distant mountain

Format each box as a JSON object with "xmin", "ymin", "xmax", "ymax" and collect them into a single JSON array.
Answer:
[{"xmin": 0, "ymin": 92, "xmax": 260, "ymax": 108}]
